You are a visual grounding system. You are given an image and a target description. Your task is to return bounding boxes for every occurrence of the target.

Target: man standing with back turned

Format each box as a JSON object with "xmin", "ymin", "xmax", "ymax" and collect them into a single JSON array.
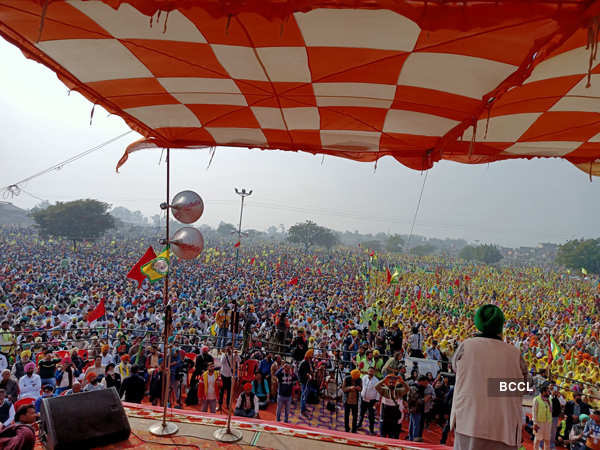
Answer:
[{"xmin": 451, "ymin": 304, "xmax": 528, "ymax": 450}]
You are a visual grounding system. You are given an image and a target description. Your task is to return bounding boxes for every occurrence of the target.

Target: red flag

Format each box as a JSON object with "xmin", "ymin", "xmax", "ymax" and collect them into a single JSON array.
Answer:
[
  {"xmin": 288, "ymin": 277, "xmax": 298, "ymax": 286},
  {"xmin": 234, "ymin": 241, "xmax": 240, "ymax": 248},
  {"xmin": 465, "ymin": 275, "xmax": 471, "ymax": 282},
  {"xmin": 394, "ymin": 287, "xmax": 400, "ymax": 297},
  {"xmin": 317, "ymin": 268, "xmax": 322, "ymax": 276},
  {"xmin": 417, "ymin": 289, "xmax": 421, "ymax": 300},
  {"xmin": 305, "ymin": 267, "xmax": 310, "ymax": 272},
  {"xmin": 127, "ymin": 247, "xmax": 157, "ymax": 288},
  {"xmin": 454, "ymin": 278, "xmax": 460, "ymax": 287},
  {"xmin": 410, "ymin": 299, "xmax": 417, "ymax": 313},
  {"xmin": 250, "ymin": 257, "xmax": 255, "ymax": 265},
  {"xmin": 547, "ymin": 334, "xmax": 553, "ymax": 364},
  {"xmin": 369, "ymin": 250, "xmax": 375, "ymax": 257},
  {"xmin": 87, "ymin": 298, "xmax": 105, "ymax": 323},
  {"xmin": 386, "ymin": 267, "xmax": 392, "ymax": 285}
]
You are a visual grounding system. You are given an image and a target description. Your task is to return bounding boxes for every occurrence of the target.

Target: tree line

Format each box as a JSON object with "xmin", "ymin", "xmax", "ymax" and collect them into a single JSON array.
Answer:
[{"xmin": 26, "ymin": 199, "xmax": 600, "ymax": 273}]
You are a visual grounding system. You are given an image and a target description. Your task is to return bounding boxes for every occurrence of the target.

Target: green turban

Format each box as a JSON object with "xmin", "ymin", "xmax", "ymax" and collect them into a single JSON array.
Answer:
[{"xmin": 474, "ymin": 304, "xmax": 504, "ymax": 336}]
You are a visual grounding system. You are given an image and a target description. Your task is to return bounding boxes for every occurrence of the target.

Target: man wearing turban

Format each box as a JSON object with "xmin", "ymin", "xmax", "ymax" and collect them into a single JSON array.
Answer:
[
  {"xmin": 11, "ymin": 351, "xmax": 31, "ymax": 381},
  {"xmin": 234, "ymin": 382, "xmax": 258, "ymax": 418},
  {"xmin": 451, "ymin": 304, "xmax": 529, "ymax": 450},
  {"xmin": 18, "ymin": 362, "xmax": 41, "ymax": 400},
  {"xmin": 342, "ymin": 369, "xmax": 363, "ymax": 433},
  {"xmin": 298, "ymin": 349, "xmax": 314, "ymax": 416}
]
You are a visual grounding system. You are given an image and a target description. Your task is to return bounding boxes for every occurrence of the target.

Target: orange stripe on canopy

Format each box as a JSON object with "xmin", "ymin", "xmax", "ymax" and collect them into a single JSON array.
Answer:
[{"xmin": 1, "ymin": 0, "xmax": 600, "ymax": 176}]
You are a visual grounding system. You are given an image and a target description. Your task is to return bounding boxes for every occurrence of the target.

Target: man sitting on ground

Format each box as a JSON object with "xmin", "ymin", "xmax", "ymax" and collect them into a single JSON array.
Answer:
[{"xmin": 234, "ymin": 383, "xmax": 259, "ymax": 418}]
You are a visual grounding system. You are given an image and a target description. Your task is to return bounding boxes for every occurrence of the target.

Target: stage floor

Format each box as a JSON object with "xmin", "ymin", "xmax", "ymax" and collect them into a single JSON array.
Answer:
[{"xmin": 79, "ymin": 403, "xmax": 452, "ymax": 450}]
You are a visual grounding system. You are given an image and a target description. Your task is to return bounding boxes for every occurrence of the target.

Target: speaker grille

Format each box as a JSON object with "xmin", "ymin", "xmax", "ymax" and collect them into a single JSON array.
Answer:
[{"xmin": 40, "ymin": 388, "xmax": 131, "ymax": 450}]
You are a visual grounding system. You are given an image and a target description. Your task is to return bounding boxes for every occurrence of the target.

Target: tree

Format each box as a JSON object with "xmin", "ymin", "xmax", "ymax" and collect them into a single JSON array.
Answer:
[
  {"xmin": 32, "ymin": 199, "xmax": 114, "ymax": 250},
  {"xmin": 217, "ymin": 222, "xmax": 236, "ymax": 236},
  {"xmin": 478, "ymin": 244, "xmax": 503, "ymax": 264},
  {"xmin": 386, "ymin": 234, "xmax": 404, "ymax": 253},
  {"xmin": 246, "ymin": 229, "xmax": 266, "ymax": 239},
  {"xmin": 556, "ymin": 239, "xmax": 600, "ymax": 274},
  {"xmin": 314, "ymin": 227, "xmax": 340, "ymax": 250},
  {"xmin": 288, "ymin": 220, "xmax": 338, "ymax": 251},
  {"xmin": 362, "ymin": 240, "xmax": 382, "ymax": 252},
  {"xmin": 111, "ymin": 206, "xmax": 148, "ymax": 226},
  {"xmin": 30, "ymin": 200, "xmax": 51, "ymax": 213},
  {"xmin": 409, "ymin": 244, "xmax": 436, "ymax": 256},
  {"xmin": 459, "ymin": 244, "xmax": 503, "ymax": 264},
  {"xmin": 287, "ymin": 220, "xmax": 321, "ymax": 251},
  {"xmin": 459, "ymin": 245, "xmax": 477, "ymax": 261}
]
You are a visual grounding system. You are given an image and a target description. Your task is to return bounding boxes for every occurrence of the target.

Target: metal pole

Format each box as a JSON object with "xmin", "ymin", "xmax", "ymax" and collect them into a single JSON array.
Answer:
[
  {"xmin": 233, "ymin": 188, "xmax": 251, "ymax": 271},
  {"xmin": 235, "ymin": 195, "xmax": 244, "ymax": 271},
  {"xmin": 214, "ymin": 302, "xmax": 243, "ymax": 442},
  {"xmin": 149, "ymin": 149, "xmax": 178, "ymax": 436},
  {"xmin": 226, "ymin": 305, "xmax": 237, "ymax": 434}
]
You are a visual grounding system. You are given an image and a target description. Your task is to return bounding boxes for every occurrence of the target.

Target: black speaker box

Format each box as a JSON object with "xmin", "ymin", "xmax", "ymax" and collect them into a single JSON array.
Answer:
[{"xmin": 39, "ymin": 387, "xmax": 131, "ymax": 449}]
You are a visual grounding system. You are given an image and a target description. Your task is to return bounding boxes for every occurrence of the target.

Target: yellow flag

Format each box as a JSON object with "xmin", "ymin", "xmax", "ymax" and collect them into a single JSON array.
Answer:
[{"xmin": 141, "ymin": 247, "xmax": 170, "ymax": 283}]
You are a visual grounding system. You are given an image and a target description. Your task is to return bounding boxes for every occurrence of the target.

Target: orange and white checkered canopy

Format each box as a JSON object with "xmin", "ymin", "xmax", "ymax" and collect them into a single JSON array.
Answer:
[{"xmin": 2, "ymin": 0, "xmax": 600, "ymax": 175}]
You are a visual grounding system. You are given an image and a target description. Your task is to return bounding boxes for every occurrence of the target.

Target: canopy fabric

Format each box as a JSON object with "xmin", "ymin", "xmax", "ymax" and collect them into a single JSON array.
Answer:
[{"xmin": 2, "ymin": 0, "xmax": 600, "ymax": 175}]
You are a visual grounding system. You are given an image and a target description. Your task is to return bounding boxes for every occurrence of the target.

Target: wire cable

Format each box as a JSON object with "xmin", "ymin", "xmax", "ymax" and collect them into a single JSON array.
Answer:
[
  {"xmin": 130, "ymin": 430, "xmax": 202, "ymax": 449},
  {"xmin": 406, "ymin": 170, "xmax": 429, "ymax": 248},
  {"xmin": 1, "ymin": 130, "xmax": 133, "ymax": 196}
]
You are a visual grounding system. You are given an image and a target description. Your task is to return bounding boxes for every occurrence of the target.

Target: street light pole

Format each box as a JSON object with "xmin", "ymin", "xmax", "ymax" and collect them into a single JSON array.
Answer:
[{"xmin": 234, "ymin": 188, "xmax": 252, "ymax": 271}]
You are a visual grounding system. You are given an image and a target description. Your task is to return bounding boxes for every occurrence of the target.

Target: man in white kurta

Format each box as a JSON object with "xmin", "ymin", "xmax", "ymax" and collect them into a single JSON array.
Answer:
[
  {"xmin": 451, "ymin": 304, "xmax": 529, "ymax": 450},
  {"xmin": 18, "ymin": 363, "xmax": 41, "ymax": 400}
]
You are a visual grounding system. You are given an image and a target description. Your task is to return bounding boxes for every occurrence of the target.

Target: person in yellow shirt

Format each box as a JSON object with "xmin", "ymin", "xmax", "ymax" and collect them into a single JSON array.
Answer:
[{"xmin": 533, "ymin": 383, "xmax": 553, "ymax": 449}]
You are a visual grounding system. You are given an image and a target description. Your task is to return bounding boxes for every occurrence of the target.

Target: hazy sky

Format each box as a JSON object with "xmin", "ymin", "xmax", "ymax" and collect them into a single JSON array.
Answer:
[{"xmin": 1, "ymin": 39, "xmax": 598, "ymax": 248}]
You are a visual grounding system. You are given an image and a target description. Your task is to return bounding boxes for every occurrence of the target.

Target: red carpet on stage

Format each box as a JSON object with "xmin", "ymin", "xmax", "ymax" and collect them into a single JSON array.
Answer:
[{"xmin": 140, "ymin": 397, "xmax": 455, "ymax": 448}]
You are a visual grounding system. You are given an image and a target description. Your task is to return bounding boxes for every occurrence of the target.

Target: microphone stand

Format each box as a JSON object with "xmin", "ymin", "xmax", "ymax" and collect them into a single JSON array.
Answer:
[{"xmin": 214, "ymin": 301, "xmax": 243, "ymax": 442}]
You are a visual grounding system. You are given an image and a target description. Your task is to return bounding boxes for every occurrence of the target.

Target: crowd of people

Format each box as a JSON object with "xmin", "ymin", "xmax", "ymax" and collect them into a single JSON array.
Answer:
[{"xmin": 0, "ymin": 225, "xmax": 599, "ymax": 448}]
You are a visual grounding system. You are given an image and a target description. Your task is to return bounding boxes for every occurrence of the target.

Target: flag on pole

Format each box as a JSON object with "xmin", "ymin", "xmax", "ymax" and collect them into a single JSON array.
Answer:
[
  {"xmin": 250, "ymin": 257, "xmax": 255, "ymax": 265},
  {"xmin": 234, "ymin": 241, "xmax": 241, "ymax": 248},
  {"xmin": 581, "ymin": 267, "xmax": 588, "ymax": 275},
  {"xmin": 140, "ymin": 247, "xmax": 170, "ymax": 283},
  {"xmin": 127, "ymin": 247, "xmax": 157, "ymax": 287},
  {"xmin": 87, "ymin": 298, "xmax": 105, "ymax": 323},
  {"xmin": 549, "ymin": 335, "xmax": 562, "ymax": 363},
  {"xmin": 386, "ymin": 267, "xmax": 392, "ymax": 285}
]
